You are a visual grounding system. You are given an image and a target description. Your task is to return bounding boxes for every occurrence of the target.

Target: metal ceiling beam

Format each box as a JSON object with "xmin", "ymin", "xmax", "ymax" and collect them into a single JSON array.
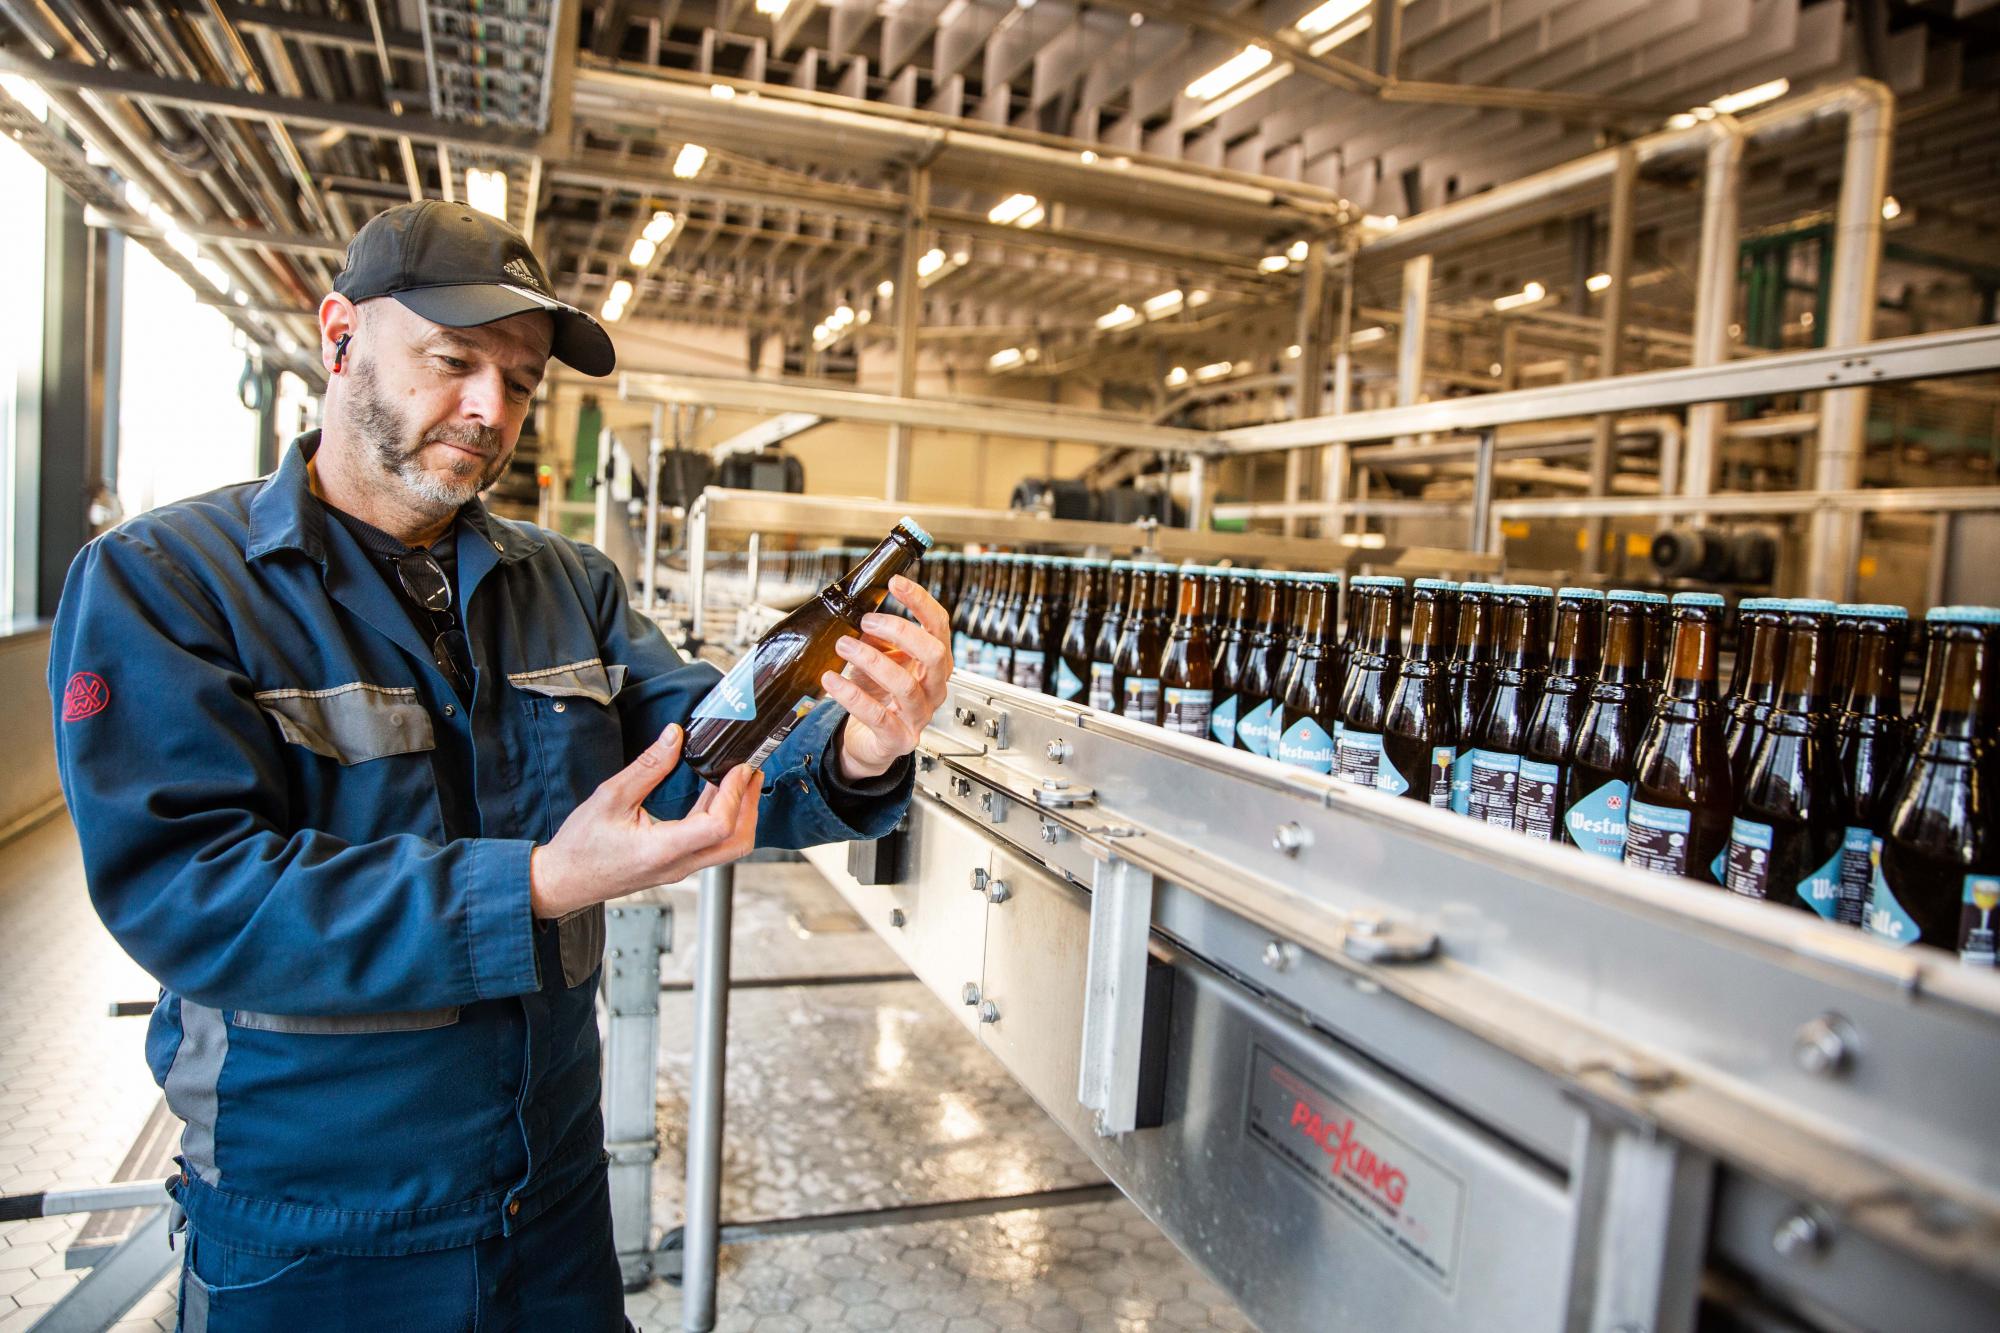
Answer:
[
  {"xmin": 0, "ymin": 48, "xmax": 536, "ymax": 151},
  {"xmin": 212, "ymin": 4, "xmax": 427, "ymax": 61},
  {"xmin": 618, "ymin": 371, "xmax": 1213, "ymax": 453},
  {"xmin": 83, "ymin": 207, "xmax": 349, "ymax": 258}
]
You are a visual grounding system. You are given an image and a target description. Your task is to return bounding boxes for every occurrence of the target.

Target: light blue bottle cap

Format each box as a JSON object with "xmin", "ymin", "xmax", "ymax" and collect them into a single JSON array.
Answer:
[
  {"xmin": 1927, "ymin": 605, "xmax": 2000, "ymax": 625},
  {"xmin": 1672, "ymin": 591, "xmax": 1725, "ymax": 608},
  {"xmin": 1557, "ymin": 587, "xmax": 1606, "ymax": 600},
  {"xmin": 895, "ymin": 516, "xmax": 935, "ymax": 550},
  {"xmin": 1610, "ymin": 589, "xmax": 1669, "ymax": 604},
  {"xmin": 1785, "ymin": 598, "xmax": 1837, "ymax": 613},
  {"xmin": 1835, "ymin": 603, "xmax": 1908, "ymax": 619},
  {"xmin": 1459, "ymin": 582, "xmax": 1496, "ymax": 595},
  {"xmin": 1351, "ymin": 574, "xmax": 1406, "ymax": 587},
  {"xmin": 1738, "ymin": 597, "xmax": 1788, "ymax": 612},
  {"xmin": 1414, "ymin": 578, "xmax": 1459, "ymax": 591}
]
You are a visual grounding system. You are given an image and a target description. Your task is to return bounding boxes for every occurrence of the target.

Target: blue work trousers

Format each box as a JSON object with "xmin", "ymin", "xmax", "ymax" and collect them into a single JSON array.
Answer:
[{"xmin": 175, "ymin": 1166, "xmax": 633, "ymax": 1332}]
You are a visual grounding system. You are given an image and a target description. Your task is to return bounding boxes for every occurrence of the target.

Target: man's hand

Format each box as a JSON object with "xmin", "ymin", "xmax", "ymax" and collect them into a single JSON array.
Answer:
[
  {"xmin": 822, "ymin": 574, "xmax": 953, "ymax": 782},
  {"xmin": 529, "ymin": 724, "xmax": 762, "ymax": 918}
]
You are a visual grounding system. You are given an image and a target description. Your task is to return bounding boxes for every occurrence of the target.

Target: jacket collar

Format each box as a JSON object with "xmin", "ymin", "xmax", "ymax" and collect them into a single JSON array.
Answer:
[{"xmin": 246, "ymin": 430, "xmax": 545, "ymax": 568}]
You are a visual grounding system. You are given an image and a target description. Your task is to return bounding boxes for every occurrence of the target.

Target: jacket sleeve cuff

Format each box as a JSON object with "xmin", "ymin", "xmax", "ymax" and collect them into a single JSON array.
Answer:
[
  {"xmin": 755, "ymin": 702, "xmax": 913, "ymax": 847},
  {"xmin": 464, "ymin": 838, "xmax": 541, "ymax": 1000}
]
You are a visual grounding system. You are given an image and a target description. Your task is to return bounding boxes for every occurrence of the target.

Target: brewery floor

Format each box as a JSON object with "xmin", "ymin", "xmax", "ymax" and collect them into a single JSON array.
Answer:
[{"xmin": 0, "ymin": 816, "xmax": 1251, "ymax": 1332}]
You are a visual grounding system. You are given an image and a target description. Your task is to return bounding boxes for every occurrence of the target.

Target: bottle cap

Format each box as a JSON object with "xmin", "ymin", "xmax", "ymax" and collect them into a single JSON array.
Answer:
[
  {"xmin": 1610, "ymin": 589, "xmax": 1669, "ymax": 603},
  {"xmin": 1413, "ymin": 578, "xmax": 1459, "ymax": 591},
  {"xmin": 1926, "ymin": 605, "xmax": 2000, "ymax": 625},
  {"xmin": 895, "ymin": 516, "xmax": 935, "ymax": 550},
  {"xmin": 1672, "ymin": 591, "xmax": 1726, "ymax": 608},
  {"xmin": 1557, "ymin": 586, "xmax": 1606, "ymax": 600},
  {"xmin": 1785, "ymin": 598, "xmax": 1837, "ymax": 613},
  {"xmin": 1737, "ymin": 597, "xmax": 1788, "ymax": 611},
  {"xmin": 1459, "ymin": 582, "xmax": 1497, "ymax": 595},
  {"xmin": 1834, "ymin": 603, "xmax": 1908, "ymax": 619},
  {"xmin": 1351, "ymin": 574, "xmax": 1406, "ymax": 587}
]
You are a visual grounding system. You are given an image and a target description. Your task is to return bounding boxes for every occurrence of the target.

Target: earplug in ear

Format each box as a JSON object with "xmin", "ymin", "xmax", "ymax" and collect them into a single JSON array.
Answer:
[{"xmin": 333, "ymin": 333, "xmax": 352, "ymax": 371}]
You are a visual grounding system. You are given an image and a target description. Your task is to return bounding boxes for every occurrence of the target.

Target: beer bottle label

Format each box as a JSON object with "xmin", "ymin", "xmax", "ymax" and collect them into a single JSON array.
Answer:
[
  {"xmin": 1466, "ymin": 750, "xmax": 1521, "ymax": 829},
  {"xmin": 1836, "ymin": 826, "xmax": 1874, "ymax": 928},
  {"xmin": 1723, "ymin": 818, "xmax": 1775, "ymax": 900},
  {"xmin": 1276, "ymin": 715, "xmax": 1335, "ymax": 773},
  {"xmin": 1625, "ymin": 801, "xmax": 1692, "ymax": 877},
  {"xmin": 1055, "ymin": 659, "xmax": 1085, "ymax": 702},
  {"xmin": 1335, "ymin": 730, "xmax": 1381, "ymax": 788},
  {"xmin": 1375, "ymin": 738, "xmax": 1411, "ymax": 798},
  {"xmin": 1237, "ymin": 699, "xmax": 1273, "ymax": 756},
  {"xmin": 1210, "ymin": 693, "xmax": 1239, "ymax": 747},
  {"xmin": 1564, "ymin": 781, "xmax": 1629, "ymax": 860},
  {"xmin": 1163, "ymin": 687, "xmax": 1212, "ymax": 739},
  {"xmin": 1121, "ymin": 676, "xmax": 1161, "ymax": 725},
  {"xmin": 745, "ymin": 703, "xmax": 807, "ymax": 770},
  {"xmin": 952, "ymin": 631, "xmax": 969, "ymax": 665},
  {"xmin": 1513, "ymin": 760, "xmax": 1563, "ymax": 842},
  {"xmin": 1011, "ymin": 649, "xmax": 1045, "ymax": 692},
  {"xmin": 1088, "ymin": 662, "xmax": 1116, "ymax": 712},
  {"xmin": 1427, "ymin": 748, "xmax": 1455, "ymax": 810},
  {"xmin": 692, "ymin": 656, "xmax": 759, "ymax": 722},
  {"xmin": 1795, "ymin": 848, "xmax": 1844, "ymax": 921},
  {"xmin": 1865, "ymin": 839, "xmax": 1920, "ymax": 948},
  {"xmin": 989, "ymin": 647, "xmax": 1013, "ymax": 681},
  {"xmin": 1448, "ymin": 749, "xmax": 1476, "ymax": 816},
  {"xmin": 1960, "ymin": 875, "xmax": 2000, "ymax": 966}
]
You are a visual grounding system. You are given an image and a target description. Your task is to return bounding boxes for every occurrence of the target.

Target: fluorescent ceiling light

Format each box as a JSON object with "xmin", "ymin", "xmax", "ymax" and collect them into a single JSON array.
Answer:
[
  {"xmin": 600, "ymin": 301, "xmax": 625, "ymax": 322},
  {"xmin": 1258, "ymin": 254, "xmax": 1290, "ymax": 273},
  {"xmin": 1096, "ymin": 304, "xmax": 1140, "ymax": 331},
  {"xmin": 464, "ymin": 168, "xmax": 507, "ymax": 219},
  {"xmin": 1079, "ymin": 150, "xmax": 1098, "ymax": 164},
  {"xmin": 0, "ymin": 72, "xmax": 48, "ymax": 120},
  {"xmin": 642, "ymin": 211, "xmax": 676, "ymax": 244},
  {"xmin": 988, "ymin": 193, "xmax": 1040, "ymax": 226},
  {"xmin": 672, "ymin": 144, "xmax": 709, "ymax": 179},
  {"xmin": 1361, "ymin": 213, "xmax": 1398, "ymax": 231},
  {"xmin": 1165, "ymin": 366, "xmax": 1189, "ymax": 387},
  {"xmin": 989, "ymin": 347, "xmax": 1026, "ymax": 370},
  {"xmin": 165, "ymin": 228, "xmax": 199, "ymax": 262},
  {"xmin": 917, "ymin": 248, "xmax": 947, "ymax": 279},
  {"xmin": 710, "ymin": 84, "xmax": 736, "ymax": 100},
  {"xmin": 1881, "ymin": 196, "xmax": 1901, "ymax": 221},
  {"xmin": 1493, "ymin": 280, "xmax": 1547, "ymax": 312},
  {"xmin": 1286, "ymin": 239, "xmax": 1309, "ymax": 262},
  {"xmin": 1185, "ymin": 46, "xmax": 1273, "ymax": 101},
  {"xmin": 195, "ymin": 256, "xmax": 231, "ymax": 294},
  {"xmin": 1187, "ymin": 290, "xmax": 1210, "ymax": 308},
  {"xmin": 937, "ymin": 0, "xmax": 969, "ymax": 24},
  {"xmin": 1348, "ymin": 326, "xmax": 1387, "ymax": 346},
  {"xmin": 1285, "ymin": 344, "xmax": 1302, "ymax": 359},
  {"xmin": 754, "ymin": 0, "xmax": 788, "ymax": 13},
  {"xmin": 609, "ymin": 279, "xmax": 634, "ymax": 305},
  {"xmin": 1142, "ymin": 288, "xmax": 1184, "ymax": 318},
  {"xmin": 1193, "ymin": 361, "xmax": 1234, "ymax": 382},
  {"xmin": 830, "ymin": 305, "xmax": 855, "ymax": 327},
  {"xmin": 1709, "ymin": 77, "xmax": 1789, "ymax": 115},
  {"xmin": 1294, "ymin": 0, "xmax": 1369, "ymax": 37},
  {"xmin": 1586, "ymin": 272, "xmax": 1611, "ymax": 293},
  {"xmin": 629, "ymin": 238, "xmax": 657, "ymax": 266},
  {"xmin": 877, "ymin": 280, "xmax": 895, "ymax": 298}
]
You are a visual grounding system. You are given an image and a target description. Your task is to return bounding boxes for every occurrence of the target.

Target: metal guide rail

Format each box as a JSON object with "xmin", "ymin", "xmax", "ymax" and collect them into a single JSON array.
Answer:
[{"xmin": 798, "ymin": 670, "xmax": 2000, "ymax": 1333}]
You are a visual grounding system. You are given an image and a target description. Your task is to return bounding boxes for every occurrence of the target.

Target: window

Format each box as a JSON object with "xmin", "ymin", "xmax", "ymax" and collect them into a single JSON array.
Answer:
[
  {"xmin": 116, "ymin": 243, "xmax": 259, "ymax": 518},
  {"xmin": 0, "ymin": 82, "xmax": 48, "ymax": 623}
]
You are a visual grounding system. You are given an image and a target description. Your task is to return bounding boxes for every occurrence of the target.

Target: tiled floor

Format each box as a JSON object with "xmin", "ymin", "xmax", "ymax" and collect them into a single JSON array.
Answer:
[{"xmin": 0, "ymin": 823, "xmax": 1250, "ymax": 1332}]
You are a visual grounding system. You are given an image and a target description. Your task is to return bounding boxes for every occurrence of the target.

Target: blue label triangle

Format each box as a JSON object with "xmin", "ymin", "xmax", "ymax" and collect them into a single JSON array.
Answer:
[{"xmin": 692, "ymin": 658, "xmax": 759, "ymax": 721}]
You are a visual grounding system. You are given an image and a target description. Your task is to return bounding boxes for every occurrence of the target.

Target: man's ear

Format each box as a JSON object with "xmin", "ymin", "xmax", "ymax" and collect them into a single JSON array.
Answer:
[{"xmin": 318, "ymin": 295, "xmax": 360, "ymax": 377}]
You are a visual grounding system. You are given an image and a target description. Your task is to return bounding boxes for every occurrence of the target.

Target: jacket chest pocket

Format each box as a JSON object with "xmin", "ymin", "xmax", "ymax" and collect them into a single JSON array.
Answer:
[
  {"xmin": 255, "ymin": 683, "xmax": 435, "ymax": 764},
  {"xmin": 255, "ymin": 682, "xmax": 445, "ymax": 842}
]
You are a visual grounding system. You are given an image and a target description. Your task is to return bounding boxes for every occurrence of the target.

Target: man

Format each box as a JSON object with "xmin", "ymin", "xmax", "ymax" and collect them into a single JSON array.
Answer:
[{"xmin": 48, "ymin": 200, "xmax": 951, "ymax": 1329}]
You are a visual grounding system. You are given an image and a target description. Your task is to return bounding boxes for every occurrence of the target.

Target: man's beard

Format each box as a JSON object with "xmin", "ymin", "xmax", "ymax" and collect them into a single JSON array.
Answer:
[{"xmin": 346, "ymin": 357, "xmax": 510, "ymax": 515}]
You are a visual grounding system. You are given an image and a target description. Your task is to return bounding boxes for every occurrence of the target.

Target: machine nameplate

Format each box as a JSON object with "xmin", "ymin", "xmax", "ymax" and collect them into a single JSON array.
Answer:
[{"xmin": 1245, "ymin": 1046, "xmax": 1465, "ymax": 1292}]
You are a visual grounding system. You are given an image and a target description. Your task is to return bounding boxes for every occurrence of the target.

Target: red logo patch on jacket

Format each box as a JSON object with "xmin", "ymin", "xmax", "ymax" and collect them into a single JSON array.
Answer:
[{"xmin": 62, "ymin": 672, "xmax": 110, "ymax": 722}]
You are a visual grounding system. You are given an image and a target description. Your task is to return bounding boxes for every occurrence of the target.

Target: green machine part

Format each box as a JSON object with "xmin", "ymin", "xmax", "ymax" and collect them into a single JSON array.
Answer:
[{"xmin": 570, "ymin": 399, "xmax": 603, "ymax": 504}]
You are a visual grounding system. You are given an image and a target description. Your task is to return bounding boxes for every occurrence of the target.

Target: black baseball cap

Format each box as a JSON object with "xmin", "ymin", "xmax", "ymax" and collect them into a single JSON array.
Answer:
[{"xmin": 333, "ymin": 200, "xmax": 616, "ymax": 377}]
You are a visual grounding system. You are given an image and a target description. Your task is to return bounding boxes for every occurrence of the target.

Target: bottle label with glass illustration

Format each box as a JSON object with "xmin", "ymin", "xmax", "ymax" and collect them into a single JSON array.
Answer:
[
  {"xmin": 1011, "ymin": 649, "xmax": 1045, "ymax": 692},
  {"xmin": 1624, "ymin": 800, "xmax": 1692, "ymax": 876},
  {"xmin": 1121, "ymin": 676, "xmax": 1161, "ymax": 724},
  {"xmin": 1055, "ymin": 658, "xmax": 1085, "ymax": 701},
  {"xmin": 1466, "ymin": 750, "xmax": 1521, "ymax": 829},
  {"xmin": 1276, "ymin": 715, "xmax": 1335, "ymax": 773},
  {"xmin": 1513, "ymin": 759, "xmax": 1562, "ymax": 842},
  {"xmin": 1089, "ymin": 662, "xmax": 1116, "ymax": 711},
  {"xmin": 1163, "ymin": 687, "xmax": 1212, "ymax": 739},
  {"xmin": 1960, "ymin": 875, "xmax": 1999, "ymax": 967},
  {"xmin": 1564, "ymin": 780, "xmax": 1629, "ymax": 859},
  {"xmin": 1426, "ymin": 747, "xmax": 1455, "ymax": 809}
]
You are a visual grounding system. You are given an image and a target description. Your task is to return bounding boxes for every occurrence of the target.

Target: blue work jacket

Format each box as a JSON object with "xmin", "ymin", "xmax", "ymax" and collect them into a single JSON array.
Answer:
[{"xmin": 48, "ymin": 436, "xmax": 910, "ymax": 1256}]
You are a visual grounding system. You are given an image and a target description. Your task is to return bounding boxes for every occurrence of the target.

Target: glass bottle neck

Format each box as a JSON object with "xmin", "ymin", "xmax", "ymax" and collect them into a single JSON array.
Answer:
[
  {"xmin": 1599, "ymin": 607, "xmax": 1645, "ymax": 684},
  {"xmin": 1775, "ymin": 618, "xmax": 1827, "ymax": 713},
  {"xmin": 1550, "ymin": 603, "xmax": 1601, "ymax": 678},
  {"xmin": 1454, "ymin": 598, "xmax": 1494, "ymax": 662},
  {"xmin": 1406, "ymin": 597, "xmax": 1448, "ymax": 662},
  {"xmin": 1921, "ymin": 631, "xmax": 1988, "ymax": 742},
  {"xmin": 1662, "ymin": 612, "xmax": 1721, "ymax": 702},
  {"xmin": 1843, "ymin": 629, "xmax": 1900, "ymax": 714}
]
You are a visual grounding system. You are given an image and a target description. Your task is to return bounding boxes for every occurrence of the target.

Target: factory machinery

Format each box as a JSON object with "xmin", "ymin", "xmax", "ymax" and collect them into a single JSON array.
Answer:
[{"xmin": 605, "ymin": 488, "xmax": 1999, "ymax": 1333}]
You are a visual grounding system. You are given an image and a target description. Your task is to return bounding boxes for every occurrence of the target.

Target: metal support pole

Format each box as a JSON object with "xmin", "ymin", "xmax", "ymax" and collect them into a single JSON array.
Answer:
[
  {"xmin": 1288, "ymin": 242, "xmax": 1331, "ymax": 538},
  {"xmin": 687, "ymin": 492, "xmax": 710, "ymax": 646},
  {"xmin": 603, "ymin": 897, "xmax": 672, "ymax": 1291},
  {"xmin": 642, "ymin": 406, "xmax": 666, "ymax": 611},
  {"xmin": 681, "ymin": 863, "xmax": 737, "ymax": 1332},
  {"xmin": 1186, "ymin": 454, "xmax": 1211, "ymax": 531},
  {"xmin": 886, "ymin": 167, "xmax": 929, "ymax": 502},
  {"xmin": 1683, "ymin": 121, "xmax": 1745, "ymax": 511},
  {"xmin": 1471, "ymin": 432, "xmax": 1496, "ymax": 556},
  {"xmin": 1396, "ymin": 253, "xmax": 1431, "ymax": 449},
  {"xmin": 1807, "ymin": 84, "xmax": 1894, "ymax": 601},
  {"xmin": 1585, "ymin": 147, "xmax": 1637, "ymax": 574},
  {"xmin": 745, "ymin": 531, "xmax": 763, "ymax": 605}
]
